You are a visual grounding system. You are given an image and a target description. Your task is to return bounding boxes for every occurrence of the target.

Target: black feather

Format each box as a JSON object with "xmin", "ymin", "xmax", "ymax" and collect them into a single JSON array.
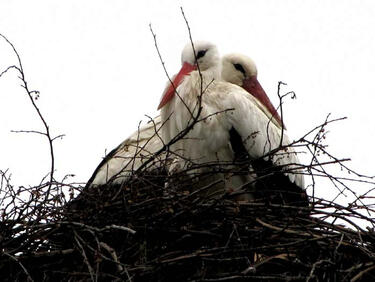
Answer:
[{"xmin": 229, "ymin": 127, "xmax": 308, "ymax": 208}]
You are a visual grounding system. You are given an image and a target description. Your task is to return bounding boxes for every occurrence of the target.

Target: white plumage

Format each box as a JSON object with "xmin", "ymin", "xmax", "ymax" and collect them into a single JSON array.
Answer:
[
  {"xmin": 159, "ymin": 41, "xmax": 304, "ymax": 197},
  {"xmin": 87, "ymin": 43, "xmax": 304, "ymax": 201},
  {"xmin": 86, "ymin": 116, "xmax": 164, "ymax": 186}
]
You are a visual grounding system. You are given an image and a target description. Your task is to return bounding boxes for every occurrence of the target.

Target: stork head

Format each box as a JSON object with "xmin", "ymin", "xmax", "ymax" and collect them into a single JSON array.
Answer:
[
  {"xmin": 158, "ymin": 41, "xmax": 220, "ymax": 110},
  {"xmin": 222, "ymin": 53, "xmax": 257, "ymax": 87},
  {"xmin": 222, "ymin": 53, "xmax": 284, "ymax": 129},
  {"xmin": 181, "ymin": 41, "xmax": 221, "ymax": 72}
]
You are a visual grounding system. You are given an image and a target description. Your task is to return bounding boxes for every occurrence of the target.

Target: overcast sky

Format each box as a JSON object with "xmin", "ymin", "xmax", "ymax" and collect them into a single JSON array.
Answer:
[{"xmin": 0, "ymin": 1, "xmax": 374, "ymax": 204}]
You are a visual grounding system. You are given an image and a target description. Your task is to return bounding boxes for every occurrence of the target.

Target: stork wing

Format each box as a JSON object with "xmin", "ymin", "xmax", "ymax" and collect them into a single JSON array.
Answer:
[
  {"xmin": 217, "ymin": 82, "xmax": 304, "ymax": 189},
  {"xmin": 87, "ymin": 115, "xmax": 164, "ymax": 187}
]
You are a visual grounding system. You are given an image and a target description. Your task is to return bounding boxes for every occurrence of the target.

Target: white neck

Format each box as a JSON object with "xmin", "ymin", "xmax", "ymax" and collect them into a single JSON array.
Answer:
[{"xmin": 160, "ymin": 65, "xmax": 221, "ymax": 143}]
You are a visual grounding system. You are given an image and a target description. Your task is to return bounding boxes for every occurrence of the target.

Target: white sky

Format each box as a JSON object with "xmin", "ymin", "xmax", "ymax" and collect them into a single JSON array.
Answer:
[{"xmin": 0, "ymin": 1, "xmax": 374, "ymax": 204}]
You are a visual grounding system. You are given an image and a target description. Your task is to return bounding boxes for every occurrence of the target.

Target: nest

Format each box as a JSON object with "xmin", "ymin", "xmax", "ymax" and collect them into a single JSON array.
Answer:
[{"xmin": 1, "ymin": 166, "xmax": 374, "ymax": 282}]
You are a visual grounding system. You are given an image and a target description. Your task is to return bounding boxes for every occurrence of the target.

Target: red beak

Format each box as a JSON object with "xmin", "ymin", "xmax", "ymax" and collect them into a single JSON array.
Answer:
[
  {"xmin": 157, "ymin": 62, "xmax": 197, "ymax": 110},
  {"xmin": 242, "ymin": 76, "xmax": 284, "ymax": 129}
]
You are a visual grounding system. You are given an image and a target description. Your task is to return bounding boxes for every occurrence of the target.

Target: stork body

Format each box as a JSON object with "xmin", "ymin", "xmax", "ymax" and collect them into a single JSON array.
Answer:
[
  {"xmin": 86, "ymin": 116, "xmax": 164, "ymax": 187},
  {"xmin": 159, "ymin": 41, "xmax": 305, "ymax": 202},
  {"xmin": 87, "ymin": 43, "xmax": 305, "ymax": 206},
  {"xmin": 87, "ymin": 51, "xmax": 282, "ymax": 188}
]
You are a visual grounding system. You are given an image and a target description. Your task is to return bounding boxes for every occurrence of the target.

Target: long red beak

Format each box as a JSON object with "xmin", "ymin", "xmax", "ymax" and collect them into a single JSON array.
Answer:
[
  {"xmin": 242, "ymin": 76, "xmax": 284, "ymax": 129},
  {"xmin": 157, "ymin": 62, "xmax": 197, "ymax": 110}
]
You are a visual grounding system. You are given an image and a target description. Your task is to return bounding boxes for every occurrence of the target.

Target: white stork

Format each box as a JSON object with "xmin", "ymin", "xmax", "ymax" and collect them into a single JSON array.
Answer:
[
  {"xmin": 221, "ymin": 53, "xmax": 284, "ymax": 129},
  {"xmin": 87, "ymin": 53, "xmax": 282, "ymax": 187},
  {"xmin": 158, "ymin": 41, "xmax": 305, "ymax": 203},
  {"xmin": 87, "ymin": 46, "xmax": 306, "ymax": 206}
]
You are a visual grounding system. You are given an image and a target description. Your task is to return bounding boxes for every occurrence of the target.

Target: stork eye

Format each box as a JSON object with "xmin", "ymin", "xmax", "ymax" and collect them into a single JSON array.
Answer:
[
  {"xmin": 233, "ymin": 63, "xmax": 246, "ymax": 75},
  {"xmin": 196, "ymin": 50, "xmax": 207, "ymax": 59}
]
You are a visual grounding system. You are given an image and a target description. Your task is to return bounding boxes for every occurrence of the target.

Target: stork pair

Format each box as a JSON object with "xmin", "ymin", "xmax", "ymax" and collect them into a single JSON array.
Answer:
[{"xmin": 87, "ymin": 41, "xmax": 307, "ymax": 206}]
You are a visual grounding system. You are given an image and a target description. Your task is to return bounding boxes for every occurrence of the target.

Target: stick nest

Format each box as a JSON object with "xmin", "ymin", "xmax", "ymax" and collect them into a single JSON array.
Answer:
[{"xmin": 1, "ymin": 167, "xmax": 374, "ymax": 282}]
